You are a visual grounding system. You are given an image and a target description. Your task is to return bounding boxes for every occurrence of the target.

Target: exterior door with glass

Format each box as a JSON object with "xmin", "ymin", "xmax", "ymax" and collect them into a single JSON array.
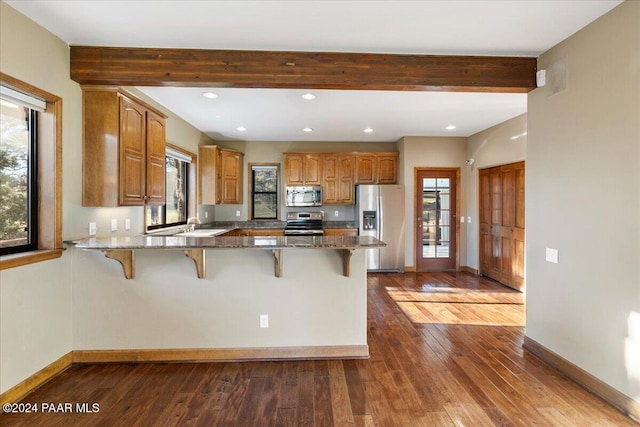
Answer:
[{"xmin": 416, "ymin": 169, "xmax": 458, "ymax": 271}]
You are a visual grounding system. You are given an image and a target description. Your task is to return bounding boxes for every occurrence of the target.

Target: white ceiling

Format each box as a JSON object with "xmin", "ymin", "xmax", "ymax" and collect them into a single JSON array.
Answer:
[{"xmin": 7, "ymin": 0, "xmax": 622, "ymax": 141}]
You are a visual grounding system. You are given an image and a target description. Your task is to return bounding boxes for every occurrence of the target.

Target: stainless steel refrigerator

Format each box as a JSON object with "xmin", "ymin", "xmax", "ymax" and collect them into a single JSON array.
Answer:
[{"xmin": 357, "ymin": 185, "xmax": 405, "ymax": 272}]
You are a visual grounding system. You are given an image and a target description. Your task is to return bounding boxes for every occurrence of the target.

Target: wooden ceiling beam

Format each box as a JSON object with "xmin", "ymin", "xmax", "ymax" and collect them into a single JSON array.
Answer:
[{"xmin": 70, "ymin": 46, "xmax": 537, "ymax": 93}]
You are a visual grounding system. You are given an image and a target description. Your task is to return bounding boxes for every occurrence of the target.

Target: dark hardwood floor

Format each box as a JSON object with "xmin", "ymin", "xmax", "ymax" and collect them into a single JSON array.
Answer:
[{"xmin": 1, "ymin": 272, "xmax": 635, "ymax": 426}]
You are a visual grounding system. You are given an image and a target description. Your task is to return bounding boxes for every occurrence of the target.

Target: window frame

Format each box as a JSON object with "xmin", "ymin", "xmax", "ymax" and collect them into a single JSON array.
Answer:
[
  {"xmin": 0, "ymin": 72, "xmax": 63, "ymax": 270},
  {"xmin": 0, "ymin": 105, "xmax": 38, "ymax": 255},
  {"xmin": 249, "ymin": 163, "xmax": 280, "ymax": 220},
  {"xmin": 144, "ymin": 143, "xmax": 197, "ymax": 233}
]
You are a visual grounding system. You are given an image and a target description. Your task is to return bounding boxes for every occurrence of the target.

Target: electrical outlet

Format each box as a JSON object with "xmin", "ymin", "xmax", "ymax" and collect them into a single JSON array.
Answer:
[
  {"xmin": 125, "ymin": 218, "xmax": 131, "ymax": 230},
  {"xmin": 334, "ymin": 210, "xmax": 339, "ymax": 217},
  {"xmin": 111, "ymin": 219, "xmax": 118, "ymax": 232},
  {"xmin": 260, "ymin": 314, "xmax": 269, "ymax": 328},
  {"xmin": 236, "ymin": 210, "xmax": 241, "ymax": 217},
  {"xmin": 204, "ymin": 211, "xmax": 208, "ymax": 219},
  {"xmin": 467, "ymin": 216, "xmax": 471, "ymax": 224},
  {"xmin": 89, "ymin": 222, "xmax": 97, "ymax": 236}
]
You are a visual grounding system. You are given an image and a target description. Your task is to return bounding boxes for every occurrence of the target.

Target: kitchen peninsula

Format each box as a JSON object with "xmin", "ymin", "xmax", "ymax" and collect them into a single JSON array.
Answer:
[
  {"xmin": 67, "ymin": 233, "xmax": 384, "ymax": 362},
  {"xmin": 72, "ymin": 234, "xmax": 384, "ymax": 279}
]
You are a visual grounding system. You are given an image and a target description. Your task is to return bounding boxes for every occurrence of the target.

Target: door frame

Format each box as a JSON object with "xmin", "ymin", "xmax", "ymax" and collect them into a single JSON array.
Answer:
[{"xmin": 414, "ymin": 167, "xmax": 461, "ymax": 272}]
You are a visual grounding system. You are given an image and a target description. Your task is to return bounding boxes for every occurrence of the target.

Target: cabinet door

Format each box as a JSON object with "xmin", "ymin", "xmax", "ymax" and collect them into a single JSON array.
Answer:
[
  {"xmin": 284, "ymin": 154, "xmax": 304, "ymax": 186},
  {"xmin": 145, "ymin": 110, "xmax": 166, "ymax": 205},
  {"xmin": 119, "ymin": 97, "xmax": 146, "ymax": 205},
  {"xmin": 198, "ymin": 146, "xmax": 219, "ymax": 205},
  {"xmin": 304, "ymin": 154, "xmax": 322, "ymax": 185},
  {"xmin": 377, "ymin": 154, "xmax": 398, "ymax": 184},
  {"xmin": 220, "ymin": 150, "xmax": 243, "ymax": 204},
  {"xmin": 322, "ymin": 155, "xmax": 338, "ymax": 204},
  {"xmin": 355, "ymin": 154, "xmax": 376, "ymax": 184},
  {"xmin": 337, "ymin": 155, "xmax": 355, "ymax": 203},
  {"xmin": 324, "ymin": 228, "xmax": 357, "ymax": 236}
]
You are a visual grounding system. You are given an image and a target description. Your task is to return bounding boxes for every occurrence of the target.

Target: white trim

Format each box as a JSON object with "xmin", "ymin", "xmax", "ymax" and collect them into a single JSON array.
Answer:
[
  {"xmin": 0, "ymin": 85, "xmax": 46, "ymax": 112},
  {"xmin": 165, "ymin": 147, "xmax": 192, "ymax": 163}
]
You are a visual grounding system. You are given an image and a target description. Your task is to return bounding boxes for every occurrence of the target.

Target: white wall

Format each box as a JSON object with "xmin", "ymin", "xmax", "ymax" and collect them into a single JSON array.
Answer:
[
  {"xmin": 466, "ymin": 114, "xmax": 527, "ymax": 270},
  {"xmin": 527, "ymin": 0, "xmax": 639, "ymax": 401},
  {"xmin": 398, "ymin": 136, "xmax": 468, "ymax": 269}
]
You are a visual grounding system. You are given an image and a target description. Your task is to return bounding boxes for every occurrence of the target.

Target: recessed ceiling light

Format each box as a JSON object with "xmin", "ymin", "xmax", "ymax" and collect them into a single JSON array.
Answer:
[
  {"xmin": 302, "ymin": 127, "xmax": 313, "ymax": 132},
  {"xmin": 202, "ymin": 92, "xmax": 218, "ymax": 99},
  {"xmin": 445, "ymin": 125, "xmax": 457, "ymax": 130},
  {"xmin": 236, "ymin": 126, "xmax": 247, "ymax": 132},
  {"xmin": 301, "ymin": 93, "xmax": 316, "ymax": 100},
  {"xmin": 363, "ymin": 127, "xmax": 374, "ymax": 133}
]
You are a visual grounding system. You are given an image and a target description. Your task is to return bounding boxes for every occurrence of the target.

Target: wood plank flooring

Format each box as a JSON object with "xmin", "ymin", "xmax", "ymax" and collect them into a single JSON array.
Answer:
[{"xmin": 1, "ymin": 272, "xmax": 635, "ymax": 426}]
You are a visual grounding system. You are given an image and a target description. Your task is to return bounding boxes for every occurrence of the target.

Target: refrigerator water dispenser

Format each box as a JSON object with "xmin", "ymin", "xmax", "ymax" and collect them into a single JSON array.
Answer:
[{"xmin": 363, "ymin": 211, "xmax": 377, "ymax": 230}]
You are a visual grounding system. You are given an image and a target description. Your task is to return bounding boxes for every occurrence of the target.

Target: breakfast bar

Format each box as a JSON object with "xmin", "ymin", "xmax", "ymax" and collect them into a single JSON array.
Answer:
[{"xmin": 72, "ymin": 234, "xmax": 384, "ymax": 279}]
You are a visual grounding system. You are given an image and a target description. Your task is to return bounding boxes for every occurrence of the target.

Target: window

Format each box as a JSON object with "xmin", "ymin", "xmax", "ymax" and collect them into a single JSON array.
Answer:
[
  {"xmin": 0, "ymin": 72, "xmax": 63, "ymax": 269},
  {"xmin": 251, "ymin": 164, "xmax": 279, "ymax": 220},
  {"xmin": 1, "ymin": 85, "xmax": 45, "ymax": 255},
  {"xmin": 145, "ymin": 144, "xmax": 194, "ymax": 231}
]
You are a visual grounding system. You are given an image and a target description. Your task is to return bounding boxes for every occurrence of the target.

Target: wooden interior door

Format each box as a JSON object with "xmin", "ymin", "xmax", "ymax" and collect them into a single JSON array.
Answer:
[
  {"xmin": 479, "ymin": 161, "xmax": 525, "ymax": 291},
  {"xmin": 416, "ymin": 169, "xmax": 458, "ymax": 272}
]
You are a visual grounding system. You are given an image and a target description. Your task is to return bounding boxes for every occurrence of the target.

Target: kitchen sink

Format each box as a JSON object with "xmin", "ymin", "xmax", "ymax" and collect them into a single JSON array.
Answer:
[{"xmin": 174, "ymin": 229, "xmax": 228, "ymax": 237}]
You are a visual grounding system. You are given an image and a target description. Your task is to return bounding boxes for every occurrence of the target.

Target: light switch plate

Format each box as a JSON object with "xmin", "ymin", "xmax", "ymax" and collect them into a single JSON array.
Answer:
[
  {"xmin": 546, "ymin": 248, "xmax": 559, "ymax": 263},
  {"xmin": 89, "ymin": 222, "xmax": 97, "ymax": 236},
  {"xmin": 111, "ymin": 219, "xmax": 117, "ymax": 232},
  {"xmin": 125, "ymin": 218, "xmax": 131, "ymax": 230}
]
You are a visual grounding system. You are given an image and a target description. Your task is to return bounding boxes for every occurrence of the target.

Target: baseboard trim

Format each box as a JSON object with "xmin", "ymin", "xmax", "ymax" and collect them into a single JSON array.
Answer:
[
  {"xmin": 0, "ymin": 352, "xmax": 72, "ymax": 405},
  {"xmin": 404, "ymin": 266, "xmax": 416, "ymax": 272},
  {"xmin": 73, "ymin": 345, "xmax": 369, "ymax": 364},
  {"xmin": 460, "ymin": 266, "xmax": 478, "ymax": 275},
  {"xmin": 523, "ymin": 336, "xmax": 640, "ymax": 422}
]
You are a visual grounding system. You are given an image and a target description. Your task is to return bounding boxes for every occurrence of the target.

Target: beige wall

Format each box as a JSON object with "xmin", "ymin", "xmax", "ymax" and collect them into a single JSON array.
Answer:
[
  {"xmin": 0, "ymin": 2, "xmax": 213, "ymax": 393},
  {"xmin": 466, "ymin": 114, "xmax": 527, "ymax": 269},
  {"xmin": 72, "ymin": 248, "xmax": 367, "ymax": 351},
  {"xmin": 398, "ymin": 136, "xmax": 468, "ymax": 268},
  {"xmin": 0, "ymin": 1, "xmax": 74, "ymax": 394},
  {"xmin": 527, "ymin": 0, "xmax": 639, "ymax": 401}
]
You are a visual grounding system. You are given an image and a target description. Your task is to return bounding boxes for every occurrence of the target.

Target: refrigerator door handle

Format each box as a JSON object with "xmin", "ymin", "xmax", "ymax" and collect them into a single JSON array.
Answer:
[{"xmin": 377, "ymin": 195, "xmax": 383, "ymax": 241}]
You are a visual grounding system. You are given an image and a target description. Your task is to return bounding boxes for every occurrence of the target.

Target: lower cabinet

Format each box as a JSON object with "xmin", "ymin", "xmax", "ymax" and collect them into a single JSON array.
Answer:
[
  {"xmin": 323, "ymin": 228, "xmax": 358, "ymax": 237},
  {"xmin": 223, "ymin": 228, "xmax": 284, "ymax": 237}
]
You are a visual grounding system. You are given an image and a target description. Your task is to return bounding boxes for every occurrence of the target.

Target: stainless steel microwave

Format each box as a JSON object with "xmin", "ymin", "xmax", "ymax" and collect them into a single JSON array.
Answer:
[{"xmin": 285, "ymin": 186, "xmax": 322, "ymax": 207}]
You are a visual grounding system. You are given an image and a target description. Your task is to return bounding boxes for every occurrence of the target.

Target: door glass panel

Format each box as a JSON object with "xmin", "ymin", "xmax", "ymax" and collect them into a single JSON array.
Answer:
[{"xmin": 421, "ymin": 176, "xmax": 452, "ymax": 259}]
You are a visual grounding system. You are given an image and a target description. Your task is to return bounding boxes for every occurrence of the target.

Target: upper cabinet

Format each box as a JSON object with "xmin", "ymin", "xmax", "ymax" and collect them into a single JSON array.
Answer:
[
  {"xmin": 82, "ymin": 87, "xmax": 167, "ymax": 207},
  {"xmin": 283, "ymin": 153, "xmax": 322, "ymax": 186},
  {"xmin": 198, "ymin": 146, "xmax": 244, "ymax": 205},
  {"xmin": 285, "ymin": 151, "xmax": 399, "ymax": 205},
  {"xmin": 322, "ymin": 154, "xmax": 355, "ymax": 204},
  {"xmin": 355, "ymin": 152, "xmax": 398, "ymax": 185}
]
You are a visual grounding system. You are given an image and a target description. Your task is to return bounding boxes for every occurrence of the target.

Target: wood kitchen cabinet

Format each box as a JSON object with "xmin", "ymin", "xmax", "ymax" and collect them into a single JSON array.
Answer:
[
  {"xmin": 479, "ymin": 161, "xmax": 525, "ymax": 291},
  {"xmin": 82, "ymin": 87, "xmax": 167, "ymax": 207},
  {"xmin": 322, "ymin": 154, "xmax": 355, "ymax": 204},
  {"xmin": 355, "ymin": 152, "xmax": 398, "ymax": 184},
  {"xmin": 198, "ymin": 146, "xmax": 244, "ymax": 205},
  {"xmin": 283, "ymin": 153, "xmax": 322, "ymax": 186},
  {"xmin": 323, "ymin": 228, "xmax": 358, "ymax": 237}
]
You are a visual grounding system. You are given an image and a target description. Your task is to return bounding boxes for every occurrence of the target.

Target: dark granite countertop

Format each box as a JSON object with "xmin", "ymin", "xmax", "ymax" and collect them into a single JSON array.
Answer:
[
  {"xmin": 71, "ymin": 235, "xmax": 384, "ymax": 250},
  {"xmin": 197, "ymin": 220, "xmax": 357, "ymax": 230}
]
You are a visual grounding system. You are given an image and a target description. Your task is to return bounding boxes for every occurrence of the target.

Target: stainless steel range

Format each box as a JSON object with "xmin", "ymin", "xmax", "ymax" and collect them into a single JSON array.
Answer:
[{"xmin": 284, "ymin": 212, "xmax": 324, "ymax": 236}]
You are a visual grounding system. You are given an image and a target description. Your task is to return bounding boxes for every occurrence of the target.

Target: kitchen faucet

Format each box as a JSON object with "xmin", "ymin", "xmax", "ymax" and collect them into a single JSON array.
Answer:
[{"xmin": 186, "ymin": 216, "xmax": 200, "ymax": 232}]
